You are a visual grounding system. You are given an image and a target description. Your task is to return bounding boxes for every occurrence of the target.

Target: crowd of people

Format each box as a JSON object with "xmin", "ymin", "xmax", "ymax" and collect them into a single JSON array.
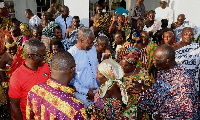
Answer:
[{"xmin": 0, "ymin": 0, "xmax": 199, "ymax": 119}]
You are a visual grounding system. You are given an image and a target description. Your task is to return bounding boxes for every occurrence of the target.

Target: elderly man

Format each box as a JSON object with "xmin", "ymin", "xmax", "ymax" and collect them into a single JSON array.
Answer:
[
  {"xmin": 162, "ymin": 31, "xmax": 176, "ymax": 46},
  {"xmin": 55, "ymin": 5, "xmax": 73, "ymax": 39},
  {"xmin": 171, "ymin": 14, "xmax": 198, "ymax": 42},
  {"xmin": 68, "ymin": 27, "xmax": 99, "ymax": 108},
  {"xmin": 26, "ymin": 52, "xmax": 86, "ymax": 120},
  {"xmin": 173, "ymin": 27, "xmax": 200, "ymax": 95},
  {"xmin": 138, "ymin": 44, "xmax": 198, "ymax": 119},
  {"xmin": 155, "ymin": 0, "xmax": 173, "ymax": 28},
  {"xmin": 9, "ymin": 39, "xmax": 50, "ymax": 120}
]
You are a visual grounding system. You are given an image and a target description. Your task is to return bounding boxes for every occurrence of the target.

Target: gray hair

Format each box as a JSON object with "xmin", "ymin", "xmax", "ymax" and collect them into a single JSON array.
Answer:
[
  {"xmin": 24, "ymin": 38, "xmax": 45, "ymax": 54},
  {"xmin": 51, "ymin": 52, "xmax": 75, "ymax": 72},
  {"xmin": 78, "ymin": 27, "xmax": 94, "ymax": 40}
]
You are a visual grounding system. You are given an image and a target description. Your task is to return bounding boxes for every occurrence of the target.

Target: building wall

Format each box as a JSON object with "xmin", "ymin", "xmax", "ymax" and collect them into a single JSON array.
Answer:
[
  {"xmin": 64, "ymin": 0, "xmax": 89, "ymax": 27},
  {"xmin": 13, "ymin": 0, "xmax": 37, "ymax": 23}
]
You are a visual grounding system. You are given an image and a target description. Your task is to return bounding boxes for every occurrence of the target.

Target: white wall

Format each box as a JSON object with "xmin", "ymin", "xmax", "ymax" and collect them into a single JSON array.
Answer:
[
  {"xmin": 14, "ymin": 0, "xmax": 37, "ymax": 23},
  {"xmin": 64, "ymin": 0, "xmax": 89, "ymax": 27}
]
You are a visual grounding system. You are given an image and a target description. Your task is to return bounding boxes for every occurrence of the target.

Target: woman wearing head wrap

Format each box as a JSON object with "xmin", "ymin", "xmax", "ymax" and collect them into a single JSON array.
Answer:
[
  {"xmin": 19, "ymin": 23, "xmax": 32, "ymax": 38},
  {"xmin": 87, "ymin": 59, "xmax": 128, "ymax": 120},
  {"xmin": 120, "ymin": 46, "xmax": 153, "ymax": 120}
]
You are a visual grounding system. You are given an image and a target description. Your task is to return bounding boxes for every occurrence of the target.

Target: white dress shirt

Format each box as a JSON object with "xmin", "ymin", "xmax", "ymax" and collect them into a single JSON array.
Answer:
[{"xmin": 29, "ymin": 15, "xmax": 41, "ymax": 30}]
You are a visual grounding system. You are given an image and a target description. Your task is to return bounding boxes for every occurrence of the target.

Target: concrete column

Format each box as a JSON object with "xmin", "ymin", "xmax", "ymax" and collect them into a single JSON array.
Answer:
[{"xmin": 64, "ymin": 0, "xmax": 89, "ymax": 27}]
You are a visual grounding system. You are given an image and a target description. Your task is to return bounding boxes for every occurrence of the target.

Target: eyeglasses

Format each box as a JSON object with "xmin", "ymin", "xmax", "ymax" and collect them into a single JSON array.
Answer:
[{"xmin": 28, "ymin": 54, "xmax": 46, "ymax": 59}]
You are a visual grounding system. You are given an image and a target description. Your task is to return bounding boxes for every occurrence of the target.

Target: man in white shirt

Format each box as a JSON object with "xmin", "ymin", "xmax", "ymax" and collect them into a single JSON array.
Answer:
[
  {"xmin": 68, "ymin": 27, "xmax": 99, "ymax": 108},
  {"xmin": 55, "ymin": 5, "xmax": 73, "ymax": 39},
  {"xmin": 155, "ymin": 0, "xmax": 173, "ymax": 28},
  {"xmin": 25, "ymin": 9, "xmax": 41, "ymax": 31}
]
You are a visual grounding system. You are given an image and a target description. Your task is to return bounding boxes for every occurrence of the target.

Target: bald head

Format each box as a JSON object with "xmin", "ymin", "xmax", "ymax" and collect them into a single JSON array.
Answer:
[
  {"xmin": 154, "ymin": 44, "xmax": 175, "ymax": 61},
  {"xmin": 182, "ymin": 27, "xmax": 193, "ymax": 34},
  {"xmin": 181, "ymin": 27, "xmax": 194, "ymax": 44},
  {"xmin": 178, "ymin": 14, "xmax": 185, "ymax": 19},
  {"xmin": 51, "ymin": 52, "xmax": 75, "ymax": 72},
  {"xmin": 177, "ymin": 14, "xmax": 185, "ymax": 25}
]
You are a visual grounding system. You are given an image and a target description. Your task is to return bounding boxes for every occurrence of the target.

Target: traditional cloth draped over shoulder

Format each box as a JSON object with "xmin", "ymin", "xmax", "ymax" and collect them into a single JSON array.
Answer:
[
  {"xmin": 120, "ymin": 46, "xmax": 152, "ymax": 120},
  {"xmin": 138, "ymin": 64, "xmax": 199, "ymax": 119},
  {"xmin": 62, "ymin": 24, "xmax": 85, "ymax": 50},
  {"xmin": 175, "ymin": 42, "xmax": 200, "ymax": 92},
  {"xmin": 98, "ymin": 58, "xmax": 128, "ymax": 105},
  {"xmin": 42, "ymin": 21, "xmax": 59, "ymax": 40},
  {"xmin": 93, "ymin": 13, "xmax": 111, "ymax": 35}
]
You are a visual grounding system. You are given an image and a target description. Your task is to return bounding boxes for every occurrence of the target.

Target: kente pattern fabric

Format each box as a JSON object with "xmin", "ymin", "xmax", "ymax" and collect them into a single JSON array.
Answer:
[
  {"xmin": 138, "ymin": 64, "xmax": 198, "ymax": 119},
  {"xmin": 26, "ymin": 78, "xmax": 87, "ymax": 120}
]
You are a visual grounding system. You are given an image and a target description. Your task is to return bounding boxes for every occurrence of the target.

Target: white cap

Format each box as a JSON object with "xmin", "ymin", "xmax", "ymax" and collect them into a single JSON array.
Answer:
[
  {"xmin": 161, "ymin": 0, "xmax": 168, "ymax": 3},
  {"xmin": 0, "ymin": 2, "xmax": 5, "ymax": 8}
]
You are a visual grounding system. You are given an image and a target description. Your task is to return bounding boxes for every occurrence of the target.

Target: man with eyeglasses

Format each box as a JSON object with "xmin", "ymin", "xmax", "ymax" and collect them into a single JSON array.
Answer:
[
  {"xmin": 138, "ymin": 44, "xmax": 198, "ymax": 119},
  {"xmin": 26, "ymin": 52, "xmax": 86, "ymax": 120},
  {"xmin": 9, "ymin": 38, "xmax": 50, "ymax": 120}
]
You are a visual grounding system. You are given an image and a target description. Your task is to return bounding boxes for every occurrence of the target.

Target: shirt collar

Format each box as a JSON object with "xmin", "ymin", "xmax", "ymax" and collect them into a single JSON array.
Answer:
[
  {"xmin": 61, "ymin": 14, "xmax": 69, "ymax": 19},
  {"xmin": 47, "ymin": 78, "xmax": 74, "ymax": 95}
]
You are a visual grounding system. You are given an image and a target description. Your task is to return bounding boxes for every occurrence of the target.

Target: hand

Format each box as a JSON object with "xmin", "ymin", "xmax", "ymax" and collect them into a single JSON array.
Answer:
[
  {"xmin": 127, "ymin": 87, "xmax": 142, "ymax": 94},
  {"xmin": 112, "ymin": 12, "xmax": 118, "ymax": 22},
  {"xmin": 87, "ymin": 87, "xmax": 97, "ymax": 101}
]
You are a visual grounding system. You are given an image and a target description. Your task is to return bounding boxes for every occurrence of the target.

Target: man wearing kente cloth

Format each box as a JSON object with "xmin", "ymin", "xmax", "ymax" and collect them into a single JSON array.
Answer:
[
  {"xmin": 0, "ymin": 34, "xmax": 25, "ymax": 119},
  {"xmin": 0, "ymin": 36, "xmax": 25, "ymax": 83},
  {"xmin": 109, "ymin": 14, "xmax": 131, "ymax": 41},
  {"xmin": 90, "ymin": 4, "xmax": 111, "ymax": 35},
  {"xmin": 26, "ymin": 52, "xmax": 86, "ymax": 120}
]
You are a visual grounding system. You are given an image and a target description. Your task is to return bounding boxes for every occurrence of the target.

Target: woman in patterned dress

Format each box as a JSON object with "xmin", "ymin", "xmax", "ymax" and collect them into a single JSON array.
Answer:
[
  {"xmin": 87, "ymin": 59, "xmax": 128, "ymax": 120},
  {"xmin": 120, "ymin": 46, "xmax": 153, "ymax": 120}
]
